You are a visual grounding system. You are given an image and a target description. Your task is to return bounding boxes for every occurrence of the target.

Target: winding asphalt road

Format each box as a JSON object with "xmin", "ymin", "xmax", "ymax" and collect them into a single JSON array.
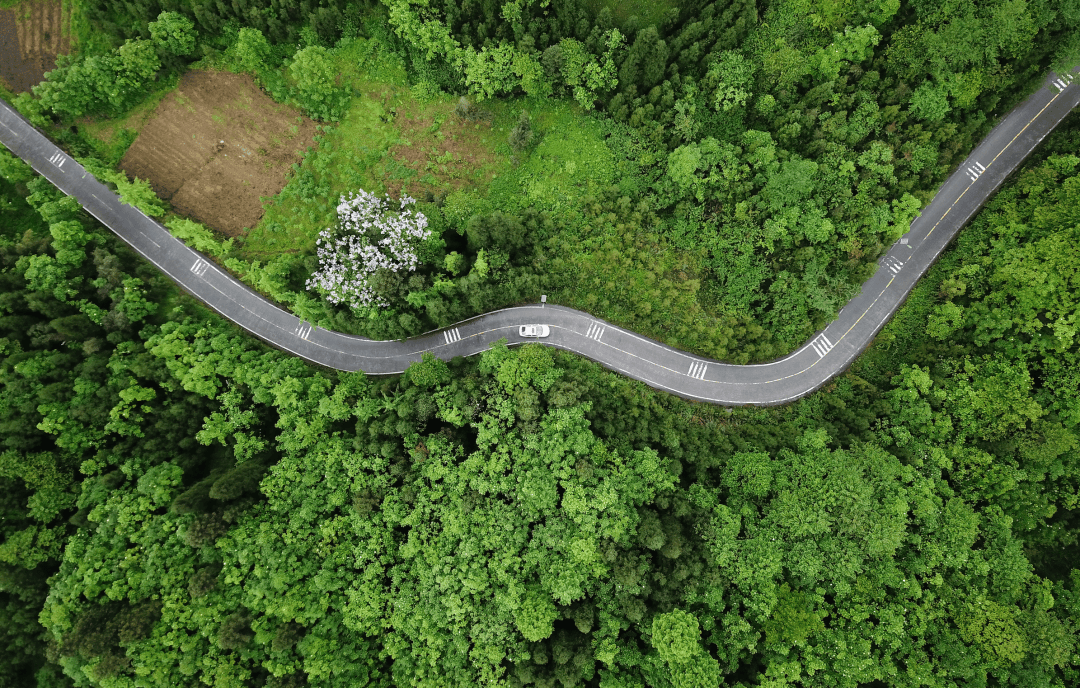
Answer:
[{"xmin": 2, "ymin": 70, "xmax": 1079, "ymax": 405}]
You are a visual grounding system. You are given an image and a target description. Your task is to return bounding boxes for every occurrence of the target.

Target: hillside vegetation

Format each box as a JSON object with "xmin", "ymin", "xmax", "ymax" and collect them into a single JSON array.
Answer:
[
  {"xmin": 14, "ymin": 0, "xmax": 1079, "ymax": 359},
  {"xmin": 2, "ymin": 126, "xmax": 1080, "ymax": 685},
  {"xmin": 1, "ymin": 0, "xmax": 1079, "ymax": 686}
]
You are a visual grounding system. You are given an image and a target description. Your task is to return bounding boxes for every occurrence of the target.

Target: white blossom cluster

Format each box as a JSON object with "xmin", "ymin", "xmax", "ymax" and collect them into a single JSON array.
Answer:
[{"xmin": 306, "ymin": 190, "xmax": 430, "ymax": 309}]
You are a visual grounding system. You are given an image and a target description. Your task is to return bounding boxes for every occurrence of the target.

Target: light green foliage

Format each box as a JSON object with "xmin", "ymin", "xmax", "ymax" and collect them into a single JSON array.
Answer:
[
  {"xmin": 443, "ymin": 251, "xmax": 466, "ymax": 275},
  {"xmin": 488, "ymin": 341, "xmax": 562, "ymax": 392},
  {"xmin": 507, "ymin": 107, "xmax": 617, "ymax": 210},
  {"xmin": 760, "ymin": 37, "xmax": 811, "ymax": 90},
  {"xmin": 288, "ymin": 45, "xmax": 349, "ymax": 121},
  {"xmin": 382, "ymin": 0, "xmax": 462, "ymax": 61},
  {"xmin": 406, "ymin": 352, "xmax": 450, "ymax": 388},
  {"xmin": 910, "ymin": 80, "xmax": 951, "ymax": 121},
  {"xmin": 705, "ymin": 51, "xmax": 755, "ymax": 112},
  {"xmin": 232, "ymin": 27, "xmax": 272, "ymax": 75},
  {"xmin": 557, "ymin": 30, "xmax": 626, "ymax": 109},
  {"xmin": 114, "ymin": 175, "xmax": 165, "ymax": 217},
  {"xmin": 927, "ymin": 301, "xmax": 964, "ymax": 339},
  {"xmin": 77, "ymin": 156, "xmax": 165, "ymax": 217},
  {"xmin": 0, "ymin": 148, "xmax": 34, "ymax": 184},
  {"xmin": 651, "ymin": 610, "xmax": 722, "ymax": 688},
  {"xmin": 667, "ymin": 137, "xmax": 747, "ymax": 203},
  {"xmin": 165, "ymin": 218, "xmax": 232, "ymax": 257},
  {"xmin": 34, "ymin": 39, "xmax": 160, "ymax": 118},
  {"xmin": 114, "ymin": 39, "xmax": 161, "ymax": 98},
  {"xmin": 514, "ymin": 586, "xmax": 558, "ymax": 641},
  {"xmin": 461, "ymin": 42, "xmax": 549, "ymax": 100},
  {"xmin": 958, "ymin": 598, "xmax": 1029, "ymax": 665},
  {"xmin": 810, "ymin": 24, "xmax": 881, "ymax": 81},
  {"xmin": 148, "ymin": 11, "xmax": 197, "ymax": 57},
  {"xmin": 763, "ymin": 157, "xmax": 818, "ymax": 211},
  {"xmin": 762, "ymin": 583, "xmax": 826, "ymax": 646},
  {"xmin": 652, "ymin": 609, "xmax": 702, "ymax": 664}
]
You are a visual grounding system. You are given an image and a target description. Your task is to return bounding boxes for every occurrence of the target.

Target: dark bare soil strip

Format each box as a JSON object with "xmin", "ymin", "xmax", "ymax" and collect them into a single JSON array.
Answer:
[
  {"xmin": 120, "ymin": 70, "xmax": 317, "ymax": 236},
  {"xmin": 0, "ymin": 0, "xmax": 70, "ymax": 93}
]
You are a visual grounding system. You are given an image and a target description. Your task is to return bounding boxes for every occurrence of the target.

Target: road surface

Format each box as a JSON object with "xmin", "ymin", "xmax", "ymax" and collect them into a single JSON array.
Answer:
[{"xmin": 2, "ymin": 70, "xmax": 1078, "ymax": 405}]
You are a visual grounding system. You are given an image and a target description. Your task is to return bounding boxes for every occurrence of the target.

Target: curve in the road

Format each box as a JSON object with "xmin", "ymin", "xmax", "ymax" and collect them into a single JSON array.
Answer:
[{"xmin": 2, "ymin": 70, "xmax": 1078, "ymax": 406}]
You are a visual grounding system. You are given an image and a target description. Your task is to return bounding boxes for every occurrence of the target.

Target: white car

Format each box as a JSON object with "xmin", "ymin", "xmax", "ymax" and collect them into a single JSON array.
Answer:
[{"xmin": 519, "ymin": 324, "xmax": 550, "ymax": 338}]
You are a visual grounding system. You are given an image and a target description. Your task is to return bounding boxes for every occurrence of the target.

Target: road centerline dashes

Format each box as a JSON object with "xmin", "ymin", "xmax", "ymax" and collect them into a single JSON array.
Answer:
[{"xmin": 0, "ymin": 70, "xmax": 1076, "ymax": 404}]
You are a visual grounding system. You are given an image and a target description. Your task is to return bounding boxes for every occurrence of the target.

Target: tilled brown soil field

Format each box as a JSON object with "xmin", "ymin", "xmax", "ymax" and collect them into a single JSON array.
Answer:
[
  {"xmin": 120, "ymin": 70, "xmax": 317, "ymax": 235},
  {"xmin": 0, "ymin": 0, "xmax": 71, "ymax": 92}
]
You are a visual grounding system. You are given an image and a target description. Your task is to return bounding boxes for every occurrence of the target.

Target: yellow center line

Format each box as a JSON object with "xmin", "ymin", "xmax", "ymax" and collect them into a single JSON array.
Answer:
[
  {"xmin": 925, "ymin": 88, "xmax": 1063, "ymax": 241},
  {"xmin": 3, "ymin": 81, "xmax": 1073, "ymax": 389}
]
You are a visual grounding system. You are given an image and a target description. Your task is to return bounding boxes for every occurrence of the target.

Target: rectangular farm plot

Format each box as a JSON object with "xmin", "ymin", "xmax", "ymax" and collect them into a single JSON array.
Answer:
[
  {"xmin": 119, "ymin": 70, "xmax": 317, "ymax": 236},
  {"xmin": 0, "ymin": 0, "xmax": 72, "ymax": 93}
]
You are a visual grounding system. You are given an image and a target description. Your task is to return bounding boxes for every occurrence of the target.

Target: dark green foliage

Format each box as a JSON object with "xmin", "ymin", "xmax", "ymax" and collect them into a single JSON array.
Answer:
[
  {"xmin": 114, "ymin": 599, "xmax": 163, "ymax": 644},
  {"xmin": 271, "ymin": 622, "xmax": 306, "ymax": 652},
  {"xmin": 188, "ymin": 563, "xmax": 222, "ymax": 597},
  {"xmin": 217, "ymin": 611, "xmax": 254, "ymax": 650},
  {"xmin": 618, "ymin": 25, "xmax": 670, "ymax": 92},
  {"xmin": 182, "ymin": 511, "xmax": 230, "ymax": 547},
  {"xmin": 4, "ymin": 1, "xmax": 1080, "ymax": 686},
  {"xmin": 0, "ymin": 155, "xmax": 232, "ymax": 686},
  {"xmin": 266, "ymin": 672, "xmax": 309, "ymax": 687},
  {"xmin": 508, "ymin": 110, "xmax": 533, "ymax": 153}
]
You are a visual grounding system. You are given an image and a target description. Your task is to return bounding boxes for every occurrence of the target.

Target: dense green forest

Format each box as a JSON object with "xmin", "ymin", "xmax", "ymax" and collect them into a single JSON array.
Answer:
[{"xmin": 2, "ymin": 0, "xmax": 1080, "ymax": 685}]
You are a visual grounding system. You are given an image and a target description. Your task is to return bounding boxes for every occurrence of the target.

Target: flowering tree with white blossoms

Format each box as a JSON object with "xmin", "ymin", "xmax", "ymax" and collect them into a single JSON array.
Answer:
[{"xmin": 306, "ymin": 190, "xmax": 431, "ymax": 310}]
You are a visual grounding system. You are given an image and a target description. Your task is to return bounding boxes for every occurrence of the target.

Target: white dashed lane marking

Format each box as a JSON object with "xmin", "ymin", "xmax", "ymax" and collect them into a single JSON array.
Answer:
[
  {"xmin": 295, "ymin": 322, "xmax": 313, "ymax": 339},
  {"xmin": 810, "ymin": 334, "xmax": 834, "ymax": 359},
  {"xmin": 687, "ymin": 361, "xmax": 707, "ymax": 380},
  {"xmin": 0, "ymin": 73, "xmax": 1077, "ymax": 404},
  {"xmin": 139, "ymin": 230, "xmax": 160, "ymax": 248}
]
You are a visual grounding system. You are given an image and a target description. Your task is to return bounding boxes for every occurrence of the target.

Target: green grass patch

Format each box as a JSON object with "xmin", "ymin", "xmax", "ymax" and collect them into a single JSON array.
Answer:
[
  {"xmin": 242, "ymin": 38, "xmax": 514, "ymax": 258},
  {"xmin": 240, "ymin": 82, "xmax": 403, "ymax": 257},
  {"xmin": 487, "ymin": 104, "xmax": 617, "ymax": 214}
]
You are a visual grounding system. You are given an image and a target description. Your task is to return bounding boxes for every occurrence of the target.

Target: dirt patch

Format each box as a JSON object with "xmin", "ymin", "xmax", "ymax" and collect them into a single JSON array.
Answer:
[
  {"xmin": 385, "ymin": 94, "xmax": 503, "ymax": 200},
  {"xmin": 120, "ymin": 70, "xmax": 317, "ymax": 236},
  {"xmin": 0, "ymin": 0, "xmax": 72, "ymax": 92}
]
